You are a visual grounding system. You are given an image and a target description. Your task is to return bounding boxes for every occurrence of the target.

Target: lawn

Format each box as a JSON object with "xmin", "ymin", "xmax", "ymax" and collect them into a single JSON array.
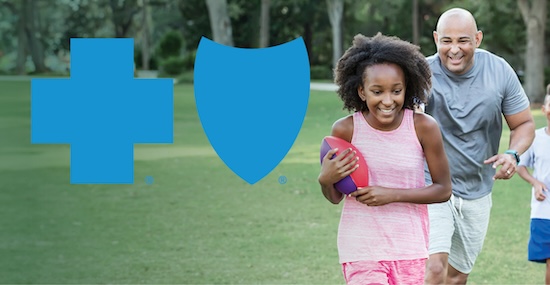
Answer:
[{"xmin": 0, "ymin": 79, "xmax": 546, "ymax": 284}]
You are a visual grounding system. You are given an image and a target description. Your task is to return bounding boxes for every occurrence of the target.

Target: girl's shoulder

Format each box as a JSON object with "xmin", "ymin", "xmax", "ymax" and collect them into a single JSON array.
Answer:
[
  {"xmin": 413, "ymin": 111, "xmax": 440, "ymax": 142},
  {"xmin": 413, "ymin": 111, "xmax": 437, "ymax": 126},
  {"xmin": 331, "ymin": 114, "xmax": 355, "ymax": 143}
]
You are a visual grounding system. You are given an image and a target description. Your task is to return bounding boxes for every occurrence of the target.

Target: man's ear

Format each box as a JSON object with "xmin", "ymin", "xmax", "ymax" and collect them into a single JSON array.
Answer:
[{"xmin": 475, "ymin": 30, "xmax": 483, "ymax": 47}]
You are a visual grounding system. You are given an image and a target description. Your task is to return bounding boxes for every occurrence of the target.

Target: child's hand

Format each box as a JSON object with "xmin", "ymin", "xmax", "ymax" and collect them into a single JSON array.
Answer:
[
  {"xmin": 350, "ymin": 186, "xmax": 394, "ymax": 206},
  {"xmin": 318, "ymin": 148, "xmax": 359, "ymax": 186},
  {"xmin": 533, "ymin": 181, "xmax": 548, "ymax": 201}
]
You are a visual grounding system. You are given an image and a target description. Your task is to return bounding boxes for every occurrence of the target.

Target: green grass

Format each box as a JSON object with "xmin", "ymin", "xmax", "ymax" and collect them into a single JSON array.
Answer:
[{"xmin": 0, "ymin": 79, "xmax": 546, "ymax": 284}]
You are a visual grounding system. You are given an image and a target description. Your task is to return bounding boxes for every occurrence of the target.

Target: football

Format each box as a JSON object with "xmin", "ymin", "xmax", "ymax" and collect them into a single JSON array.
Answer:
[{"xmin": 320, "ymin": 136, "xmax": 369, "ymax": 194}]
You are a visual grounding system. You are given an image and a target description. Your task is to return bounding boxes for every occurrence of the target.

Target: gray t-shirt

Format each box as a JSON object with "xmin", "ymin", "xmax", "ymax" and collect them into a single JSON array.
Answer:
[{"xmin": 425, "ymin": 49, "xmax": 530, "ymax": 199}]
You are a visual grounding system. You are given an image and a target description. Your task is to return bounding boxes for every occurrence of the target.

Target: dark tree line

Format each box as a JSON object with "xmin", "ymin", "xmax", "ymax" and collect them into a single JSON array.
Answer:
[{"xmin": 0, "ymin": 0, "xmax": 548, "ymax": 102}]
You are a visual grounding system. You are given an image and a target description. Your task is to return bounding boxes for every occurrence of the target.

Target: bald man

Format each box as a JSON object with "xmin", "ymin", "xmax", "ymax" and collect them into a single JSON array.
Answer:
[{"xmin": 423, "ymin": 8, "xmax": 535, "ymax": 284}]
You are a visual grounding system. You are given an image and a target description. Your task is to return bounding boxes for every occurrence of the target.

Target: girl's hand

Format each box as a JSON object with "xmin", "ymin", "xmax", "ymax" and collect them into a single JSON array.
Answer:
[
  {"xmin": 350, "ymin": 186, "xmax": 395, "ymax": 206},
  {"xmin": 318, "ymin": 148, "xmax": 359, "ymax": 186}
]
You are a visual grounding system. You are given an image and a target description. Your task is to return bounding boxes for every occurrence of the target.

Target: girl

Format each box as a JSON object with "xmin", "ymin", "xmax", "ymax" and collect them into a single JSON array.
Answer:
[{"xmin": 318, "ymin": 33, "xmax": 451, "ymax": 284}]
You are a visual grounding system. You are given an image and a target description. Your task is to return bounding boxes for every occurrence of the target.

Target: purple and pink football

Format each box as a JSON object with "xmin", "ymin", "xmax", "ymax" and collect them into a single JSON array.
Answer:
[{"xmin": 320, "ymin": 136, "xmax": 369, "ymax": 194}]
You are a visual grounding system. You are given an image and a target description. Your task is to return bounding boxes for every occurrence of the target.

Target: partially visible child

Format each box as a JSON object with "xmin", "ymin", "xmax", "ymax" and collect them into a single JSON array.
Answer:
[
  {"xmin": 517, "ymin": 91, "xmax": 550, "ymax": 284},
  {"xmin": 317, "ymin": 33, "xmax": 451, "ymax": 284}
]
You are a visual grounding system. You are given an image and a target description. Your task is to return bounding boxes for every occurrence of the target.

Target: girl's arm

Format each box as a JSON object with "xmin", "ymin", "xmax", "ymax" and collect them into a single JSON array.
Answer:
[
  {"xmin": 318, "ymin": 116, "xmax": 359, "ymax": 204},
  {"xmin": 399, "ymin": 112, "xmax": 452, "ymax": 203}
]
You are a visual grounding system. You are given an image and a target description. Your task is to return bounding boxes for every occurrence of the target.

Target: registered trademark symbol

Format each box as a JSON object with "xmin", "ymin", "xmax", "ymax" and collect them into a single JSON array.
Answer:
[
  {"xmin": 278, "ymin": 175, "xmax": 287, "ymax": 184},
  {"xmin": 145, "ymin": 176, "xmax": 154, "ymax": 185}
]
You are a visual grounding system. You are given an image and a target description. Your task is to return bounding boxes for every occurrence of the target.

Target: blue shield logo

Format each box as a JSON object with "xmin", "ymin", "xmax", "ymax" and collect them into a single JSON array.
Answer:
[{"xmin": 194, "ymin": 37, "xmax": 310, "ymax": 184}]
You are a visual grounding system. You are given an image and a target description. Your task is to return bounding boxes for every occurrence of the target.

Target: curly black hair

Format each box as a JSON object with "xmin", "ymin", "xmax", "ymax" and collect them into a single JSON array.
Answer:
[{"xmin": 334, "ymin": 33, "xmax": 431, "ymax": 112}]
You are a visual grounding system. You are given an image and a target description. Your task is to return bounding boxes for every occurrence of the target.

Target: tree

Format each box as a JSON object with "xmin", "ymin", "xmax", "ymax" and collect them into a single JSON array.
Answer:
[
  {"xmin": 205, "ymin": 0, "xmax": 234, "ymax": 46},
  {"xmin": 14, "ymin": 0, "xmax": 26, "ymax": 74},
  {"xmin": 227, "ymin": 0, "xmax": 261, "ymax": 48},
  {"xmin": 59, "ymin": 0, "xmax": 113, "ymax": 48},
  {"xmin": 412, "ymin": 0, "xmax": 419, "ymax": 45},
  {"xmin": 259, "ymin": 0, "xmax": 270, "ymax": 47},
  {"xmin": 178, "ymin": 0, "xmax": 210, "ymax": 52},
  {"xmin": 0, "ymin": 1, "xmax": 19, "ymax": 72},
  {"xmin": 326, "ymin": 0, "xmax": 343, "ymax": 69},
  {"xmin": 139, "ymin": 0, "xmax": 152, "ymax": 70},
  {"xmin": 518, "ymin": 0, "xmax": 547, "ymax": 103},
  {"xmin": 270, "ymin": 0, "xmax": 329, "ymax": 66},
  {"xmin": 22, "ymin": 0, "xmax": 47, "ymax": 73},
  {"xmin": 110, "ymin": 0, "xmax": 141, "ymax": 38}
]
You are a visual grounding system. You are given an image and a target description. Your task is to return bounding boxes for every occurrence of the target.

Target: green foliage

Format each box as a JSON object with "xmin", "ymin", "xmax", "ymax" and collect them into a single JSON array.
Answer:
[
  {"xmin": 182, "ymin": 49, "xmax": 197, "ymax": 70},
  {"xmin": 544, "ymin": 67, "xmax": 550, "ymax": 90},
  {"xmin": 310, "ymin": 65, "xmax": 332, "ymax": 80},
  {"xmin": 176, "ymin": 70, "xmax": 194, "ymax": 84},
  {"xmin": 0, "ymin": 0, "xmax": 539, "ymax": 78},
  {"xmin": 177, "ymin": 0, "xmax": 211, "ymax": 50},
  {"xmin": 0, "ymin": 1, "xmax": 19, "ymax": 52},
  {"xmin": 58, "ymin": 0, "xmax": 116, "ymax": 50},
  {"xmin": 155, "ymin": 30, "xmax": 186, "ymax": 75},
  {"xmin": 160, "ymin": 56, "xmax": 186, "ymax": 76},
  {"xmin": 345, "ymin": 0, "xmax": 443, "ymax": 56},
  {"xmin": 270, "ymin": 0, "xmax": 330, "ymax": 66},
  {"xmin": 133, "ymin": 48, "xmax": 158, "ymax": 70},
  {"xmin": 228, "ymin": 0, "xmax": 261, "ymax": 47},
  {"xmin": 156, "ymin": 31, "xmax": 184, "ymax": 60}
]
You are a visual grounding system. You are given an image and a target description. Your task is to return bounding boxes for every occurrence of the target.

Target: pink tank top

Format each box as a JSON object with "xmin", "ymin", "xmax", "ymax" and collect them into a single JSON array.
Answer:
[{"xmin": 337, "ymin": 109, "xmax": 428, "ymax": 263}]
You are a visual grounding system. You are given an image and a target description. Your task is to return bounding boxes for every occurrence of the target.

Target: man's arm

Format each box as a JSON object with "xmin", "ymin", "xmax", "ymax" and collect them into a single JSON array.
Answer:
[
  {"xmin": 484, "ymin": 108, "xmax": 535, "ymax": 180},
  {"xmin": 505, "ymin": 108, "xmax": 536, "ymax": 155}
]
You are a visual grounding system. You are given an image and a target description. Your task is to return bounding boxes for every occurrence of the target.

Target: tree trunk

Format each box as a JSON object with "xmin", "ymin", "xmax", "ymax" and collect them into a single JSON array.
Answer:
[
  {"xmin": 412, "ymin": 0, "xmax": 419, "ymax": 45},
  {"xmin": 518, "ymin": 0, "xmax": 547, "ymax": 103},
  {"xmin": 140, "ymin": 0, "xmax": 151, "ymax": 70},
  {"xmin": 205, "ymin": 0, "xmax": 234, "ymax": 46},
  {"xmin": 327, "ymin": 0, "xmax": 343, "ymax": 69},
  {"xmin": 16, "ymin": 0, "xmax": 27, "ymax": 75},
  {"xmin": 259, "ymin": 0, "xmax": 270, "ymax": 48},
  {"xmin": 110, "ymin": 0, "xmax": 139, "ymax": 38},
  {"xmin": 303, "ymin": 22, "xmax": 312, "ymax": 64},
  {"xmin": 24, "ymin": 0, "xmax": 47, "ymax": 73}
]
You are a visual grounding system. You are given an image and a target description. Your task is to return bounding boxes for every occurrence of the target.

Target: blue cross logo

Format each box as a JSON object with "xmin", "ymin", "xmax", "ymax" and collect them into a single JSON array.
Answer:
[{"xmin": 31, "ymin": 38, "xmax": 173, "ymax": 184}]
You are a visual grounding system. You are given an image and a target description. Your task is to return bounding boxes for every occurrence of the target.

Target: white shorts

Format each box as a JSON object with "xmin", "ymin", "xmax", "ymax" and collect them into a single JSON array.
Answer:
[{"xmin": 428, "ymin": 193, "xmax": 492, "ymax": 274}]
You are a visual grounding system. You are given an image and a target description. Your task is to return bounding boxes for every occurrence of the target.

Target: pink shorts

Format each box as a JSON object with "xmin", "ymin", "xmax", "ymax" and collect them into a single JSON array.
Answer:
[{"xmin": 342, "ymin": 259, "xmax": 426, "ymax": 285}]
